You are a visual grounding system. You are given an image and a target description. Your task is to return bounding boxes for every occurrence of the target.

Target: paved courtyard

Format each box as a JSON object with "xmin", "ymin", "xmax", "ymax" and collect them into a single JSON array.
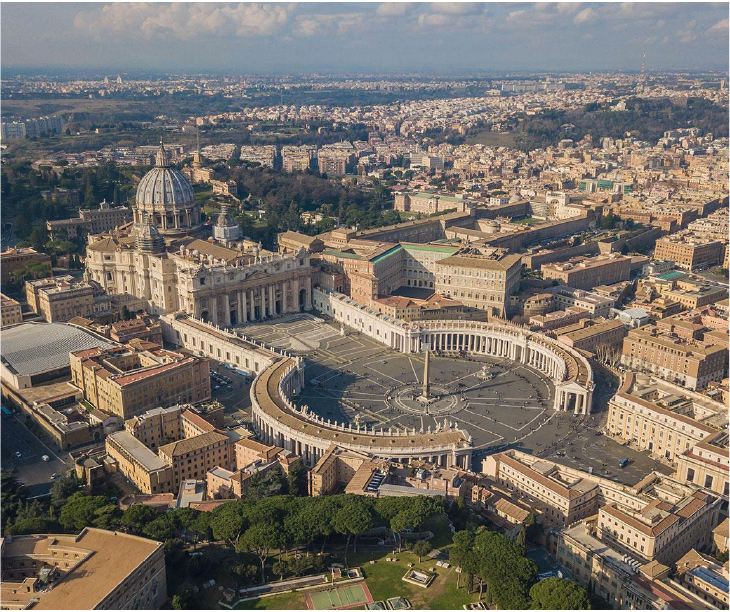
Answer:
[{"xmin": 240, "ymin": 314, "xmax": 673, "ymax": 485}]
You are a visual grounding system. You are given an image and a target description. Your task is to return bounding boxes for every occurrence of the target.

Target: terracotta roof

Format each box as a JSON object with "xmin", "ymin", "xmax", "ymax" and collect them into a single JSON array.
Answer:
[{"xmin": 159, "ymin": 431, "xmax": 228, "ymax": 458}]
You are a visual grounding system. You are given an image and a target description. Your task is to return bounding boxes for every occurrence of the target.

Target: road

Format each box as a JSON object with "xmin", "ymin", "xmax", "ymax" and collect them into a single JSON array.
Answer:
[{"xmin": 1, "ymin": 414, "xmax": 69, "ymax": 497}]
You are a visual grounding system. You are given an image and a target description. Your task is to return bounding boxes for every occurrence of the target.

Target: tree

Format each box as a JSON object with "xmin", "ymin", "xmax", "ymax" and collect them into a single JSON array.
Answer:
[
  {"xmin": 450, "ymin": 530, "xmax": 477, "ymax": 590},
  {"xmin": 59, "ymin": 493, "xmax": 116, "ymax": 532},
  {"xmin": 7, "ymin": 516, "xmax": 56, "ymax": 535},
  {"xmin": 272, "ymin": 560, "xmax": 288, "ymax": 581},
  {"xmin": 50, "ymin": 474, "xmax": 82, "ymax": 511},
  {"xmin": 412, "ymin": 540, "xmax": 432, "ymax": 563},
  {"xmin": 333, "ymin": 495, "xmax": 374, "ymax": 564},
  {"xmin": 1, "ymin": 472, "xmax": 28, "ymax": 531},
  {"xmin": 530, "ymin": 578, "xmax": 591, "ymax": 610},
  {"xmin": 122, "ymin": 504, "xmax": 159, "ymax": 534},
  {"xmin": 286, "ymin": 462, "xmax": 307, "ymax": 496},
  {"xmin": 171, "ymin": 583, "xmax": 195, "ymax": 610},
  {"xmin": 210, "ymin": 500, "xmax": 249, "ymax": 548},
  {"xmin": 238, "ymin": 522, "xmax": 280, "ymax": 584},
  {"xmin": 143, "ymin": 513, "xmax": 178, "ymax": 541}
]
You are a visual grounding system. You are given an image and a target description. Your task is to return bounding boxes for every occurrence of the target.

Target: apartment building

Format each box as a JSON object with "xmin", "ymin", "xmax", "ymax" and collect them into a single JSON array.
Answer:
[
  {"xmin": 542, "ymin": 254, "xmax": 632, "ymax": 291},
  {"xmin": 674, "ymin": 430, "xmax": 729, "ymax": 499},
  {"xmin": 1, "ymin": 294, "xmax": 22, "ymax": 327},
  {"xmin": 620, "ymin": 326, "xmax": 728, "ymax": 390},
  {"xmin": 0, "ymin": 528, "xmax": 167, "ymax": 610},
  {"xmin": 47, "ymin": 201, "xmax": 132, "ymax": 240},
  {"xmin": 606, "ymin": 373, "xmax": 725, "ymax": 463},
  {"xmin": 557, "ymin": 522, "xmax": 707, "ymax": 610},
  {"xmin": 549, "ymin": 286, "xmax": 615, "ymax": 318},
  {"xmin": 434, "ymin": 247, "xmax": 522, "ymax": 317},
  {"xmin": 124, "ymin": 404, "xmax": 184, "ymax": 451},
  {"xmin": 158, "ymin": 430, "xmax": 231, "ymax": 491},
  {"xmin": 70, "ymin": 343, "xmax": 211, "ymax": 419},
  {"xmin": 239, "ymin": 145, "xmax": 276, "ymax": 168},
  {"xmin": 25, "ymin": 276, "xmax": 96, "ymax": 323},
  {"xmin": 556, "ymin": 318, "xmax": 627, "ymax": 353},
  {"xmin": 654, "ymin": 233, "xmax": 725, "ymax": 271},
  {"xmin": 674, "ymin": 549, "xmax": 729, "ymax": 609},
  {"xmin": 106, "ymin": 430, "xmax": 173, "ymax": 494},
  {"xmin": 597, "ymin": 483, "xmax": 720, "ymax": 565},
  {"xmin": 110, "ymin": 315, "xmax": 163, "ymax": 345},
  {"xmin": 281, "ymin": 145, "xmax": 315, "ymax": 172},
  {"xmin": 309, "ymin": 445, "xmax": 378, "ymax": 496},
  {"xmin": 1, "ymin": 247, "xmax": 51, "ymax": 284}
]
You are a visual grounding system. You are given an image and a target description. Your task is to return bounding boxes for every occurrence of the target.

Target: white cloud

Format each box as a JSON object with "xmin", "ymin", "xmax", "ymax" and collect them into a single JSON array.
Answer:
[
  {"xmin": 292, "ymin": 13, "xmax": 365, "ymax": 38},
  {"xmin": 430, "ymin": 3, "xmax": 485, "ymax": 16},
  {"xmin": 574, "ymin": 7, "xmax": 594, "ymax": 26},
  {"xmin": 707, "ymin": 18, "xmax": 728, "ymax": 34},
  {"xmin": 677, "ymin": 19, "xmax": 697, "ymax": 44},
  {"xmin": 376, "ymin": 3, "xmax": 413, "ymax": 18},
  {"xmin": 74, "ymin": 3, "xmax": 289, "ymax": 41}
]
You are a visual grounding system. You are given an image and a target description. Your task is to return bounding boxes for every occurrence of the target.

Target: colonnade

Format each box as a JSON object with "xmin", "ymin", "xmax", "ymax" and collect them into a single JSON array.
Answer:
[{"xmin": 197, "ymin": 281, "xmax": 311, "ymax": 327}]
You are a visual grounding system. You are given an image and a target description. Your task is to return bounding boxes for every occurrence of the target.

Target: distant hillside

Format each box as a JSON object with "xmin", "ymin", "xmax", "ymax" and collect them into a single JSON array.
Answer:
[{"xmin": 509, "ymin": 97, "xmax": 729, "ymax": 151}]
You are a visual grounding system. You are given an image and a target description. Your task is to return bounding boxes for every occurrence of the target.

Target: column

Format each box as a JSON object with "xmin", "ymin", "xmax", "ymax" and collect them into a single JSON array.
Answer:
[
  {"xmin": 224, "ymin": 294, "xmax": 231, "ymax": 327},
  {"xmin": 269, "ymin": 284, "xmax": 276, "ymax": 316},
  {"xmin": 249, "ymin": 290, "xmax": 255, "ymax": 321},
  {"xmin": 240, "ymin": 290, "xmax": 247, "ymax": 323},
  {"xmin": 261, "ymin": 286, "xmax": 266, "ymax": 318},
  {"xmin": 210, "ymin": 295, "xmax": 219, "ymax": 325},
  {"xmin": 293, "ymin": 283, "xmax": 300, "ymax": 311}
]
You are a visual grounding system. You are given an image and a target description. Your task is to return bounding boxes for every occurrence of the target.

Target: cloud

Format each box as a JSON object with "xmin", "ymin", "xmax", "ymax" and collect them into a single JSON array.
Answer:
[
  {"xmin": 375, "ymin": 3, "xmax": 413, "ymax": 17},
  {"xmin": 707, "ymin": 18, "xmax": 728, "ymax": 34},
  {"xmin": 574, "ymin": 7, "xmax": 594, "ymax": 25},
  {"xmin": 292, "ymin": 13, "xmax": 365, "ymax": 38},
  {"xmin": 74, "ymin": 3, "xmax": 289, "ymax": 41},
  {"xmin": 677, "ymin": 19, "xmax": 697, "ymax": 44},
  {"xmin": 430, "ymin": 3, "xmax": 485, "ymax": 16}
]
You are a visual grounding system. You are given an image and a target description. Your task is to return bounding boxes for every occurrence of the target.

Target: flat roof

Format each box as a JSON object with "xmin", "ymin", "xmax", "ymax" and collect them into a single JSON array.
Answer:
[
  {"xmin": 4, "ymin": 528, "xmax": 162, "ymax": 610},
  {"xmin": 1, "ymin": 322, "xmax": 115, "ymax": 377},
  {"xmin": 108, "ymin": 430, "xmax": 170, "ymax": 471}
]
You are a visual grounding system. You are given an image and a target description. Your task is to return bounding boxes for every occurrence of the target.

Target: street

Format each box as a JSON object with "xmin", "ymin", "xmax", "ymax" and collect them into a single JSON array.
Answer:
[{"xmin": 1, "ymin": 414, "xmax": 69, "ymax": 497}]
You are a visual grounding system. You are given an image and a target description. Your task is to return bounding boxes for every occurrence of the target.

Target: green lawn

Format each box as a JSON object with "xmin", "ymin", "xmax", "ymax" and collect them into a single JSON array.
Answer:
[{"xmin": 238, "ymin": 515, "xmax": 480, "ymax": 611}]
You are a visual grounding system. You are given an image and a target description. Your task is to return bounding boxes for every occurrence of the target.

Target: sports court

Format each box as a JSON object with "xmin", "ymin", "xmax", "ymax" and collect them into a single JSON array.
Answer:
[{"xmin": 306, "ymin": 583, "xmax": 373, "ymax": 610}]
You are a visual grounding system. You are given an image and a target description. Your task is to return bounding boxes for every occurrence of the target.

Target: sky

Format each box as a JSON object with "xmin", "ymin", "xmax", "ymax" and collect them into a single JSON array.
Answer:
[{"xmin": 2, "ymin": 2, "xmax": 728, "ymax": 74}]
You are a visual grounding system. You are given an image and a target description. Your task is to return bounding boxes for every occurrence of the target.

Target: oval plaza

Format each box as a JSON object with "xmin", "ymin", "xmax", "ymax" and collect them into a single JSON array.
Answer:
[{"xmin": 250, "ymin": 289, "xmax": 595, "ymax": 469}]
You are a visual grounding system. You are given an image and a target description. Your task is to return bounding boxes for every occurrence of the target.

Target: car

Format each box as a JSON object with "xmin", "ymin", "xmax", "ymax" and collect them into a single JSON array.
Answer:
[
  {"xmin": 227, "ymin": 386, "xmax": 232, "ymax": 391},
  {"xmin": 619, "ymin": 458, "xmax": 630, "ymax": 468},
  {"xmin": 214, "ymin": 385, "xmax": 220, "ymax": 390},
  {"xmin": 380, "ymin": 360, "xmax": 387, "ymax": 364},
  {"xmin": 15, "ymin": 451, "xmax": 21, "ymax": 458},
  {"xmin": 42, "ymin": 455, "xmax": 50, "ymax": 462},
  {"xmin": 51, "ymin": 473, "xmax": 58, "ymax": 479}
]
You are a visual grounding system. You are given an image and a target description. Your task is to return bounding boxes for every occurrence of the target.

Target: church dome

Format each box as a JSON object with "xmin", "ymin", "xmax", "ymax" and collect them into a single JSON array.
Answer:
[
  {"xmin": 136, "ymin": 216, "xmax": 165, "ymax": 253},
  {"xmin": 134, "ymin": 142, "xmax": 200, "ymax": 234}
]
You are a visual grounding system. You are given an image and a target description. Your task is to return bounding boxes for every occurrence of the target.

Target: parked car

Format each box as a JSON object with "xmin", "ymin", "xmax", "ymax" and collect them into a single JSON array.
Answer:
[
  {"xmin": 42, "ymin": 455, "xmax": 50, "ymax": 462},
  {"xmin": 619, "ymin": 458, "xmax": 630, "ymax": 468}
]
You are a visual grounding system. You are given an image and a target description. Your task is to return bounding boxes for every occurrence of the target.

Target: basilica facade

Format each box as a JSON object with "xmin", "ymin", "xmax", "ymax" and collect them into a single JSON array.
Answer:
[{"xmin": 85, "ymin": 143, "xmax": 315, "ymax": 322}]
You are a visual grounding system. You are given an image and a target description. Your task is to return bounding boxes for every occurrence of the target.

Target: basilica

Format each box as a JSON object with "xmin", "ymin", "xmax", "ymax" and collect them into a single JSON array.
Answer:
[{"xmin": 85, "ymin": 143, "xmax": 315, "ymax": 324}]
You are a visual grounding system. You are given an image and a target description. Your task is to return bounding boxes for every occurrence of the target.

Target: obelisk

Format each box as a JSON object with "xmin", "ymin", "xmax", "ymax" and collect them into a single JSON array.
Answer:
[{"xmin": 422, "ymin": 350, "xmax": 431, "ymax": 400}]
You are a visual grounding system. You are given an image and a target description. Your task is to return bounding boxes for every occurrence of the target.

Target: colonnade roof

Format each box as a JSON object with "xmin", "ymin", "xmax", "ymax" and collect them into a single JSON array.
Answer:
[{"xmin": 254, "ymin": 357, "xmax": 469, "ymax": 451}]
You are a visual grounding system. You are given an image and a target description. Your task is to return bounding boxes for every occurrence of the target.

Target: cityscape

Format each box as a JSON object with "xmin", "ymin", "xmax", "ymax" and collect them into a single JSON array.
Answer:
[{"xmin": 0, "ymin": 2, "xmax": 728, "ymax": 611}]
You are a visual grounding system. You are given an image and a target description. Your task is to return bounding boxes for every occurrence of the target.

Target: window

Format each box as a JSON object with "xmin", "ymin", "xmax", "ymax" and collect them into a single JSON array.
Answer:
[
  {"xmin": 704, "ymin": 474, "xmax": 713, "ymax": 489},
  {"xmin": 687, "ymin": 468, "xmax": 696, "ymax": 483}
]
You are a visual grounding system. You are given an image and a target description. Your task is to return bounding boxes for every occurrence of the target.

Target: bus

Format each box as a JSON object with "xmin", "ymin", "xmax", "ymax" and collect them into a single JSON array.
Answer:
[{"xmin": 1, "ymin": 406, "xmax": 12, "ymax": 418}]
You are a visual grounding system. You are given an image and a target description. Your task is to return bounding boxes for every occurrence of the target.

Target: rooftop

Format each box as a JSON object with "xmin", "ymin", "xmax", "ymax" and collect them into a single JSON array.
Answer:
[{"xmin": 1, "ymin": 322, "xmax": 115, "ymax": 378}]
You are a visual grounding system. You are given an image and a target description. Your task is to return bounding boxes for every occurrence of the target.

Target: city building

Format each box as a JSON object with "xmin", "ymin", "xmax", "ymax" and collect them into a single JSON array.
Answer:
[
  {"xmin": 0, "ymin": 528, "xmax": 167, "ymax": 610},
  {"xmin": 606, "ymin": 372, "xmax": 726, "ymax": 463},
  {"xmin": 25, "ymin": 276, "xmax": 97, "ymax": 323},
  {"xmin": 109, "ymin": 315, "xmax": 163, "ymax": 345},
  {"xmin": 158, "ymin": 430, "xmax": 231, "ymax": 491},
  {"xmin": 106, "ymin": 430, "xmax": 174, "ymax": 494},
  {"xmin": 654, "ymin": 232, "xmax": 725, "ymax": 271},
  {"xmin": 1, "ymin": 294, "xmax": 23, "ymax": 327},
  {"xmin": 542, "ymin": 254, "xmax": 633, "ymax": 291},
  {"xmin": 620, "ymin": 326, "xmax": 728, "ymax": 391},
  {"xmin": 1, "ymin": 247, "xmax": 52, "ymax": 284},
  {"xmin": 70, "ymin": 343, "xmax": 211, "ymax": 419},
  {"xmin": 1, "ymin": 321, "xmax": 115, "ymax": 390},
  {"xmin": 674, "ymin": 430, "xmax": 729, "ymax": 500},
  {"xmin": 46, "ymin": 200, "xmax": 132, "ymax": 240},
  {"xmin": 556, "ymin": 317, "xmax": 628, "ymax": 353},
  {"xmin": 394, "ymin": 191, "xmax": 471, "ymax": 214}
]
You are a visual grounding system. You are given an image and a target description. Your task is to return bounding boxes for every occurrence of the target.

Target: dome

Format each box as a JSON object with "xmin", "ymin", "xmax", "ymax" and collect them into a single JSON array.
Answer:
[
  {"xmin": 134, "ymin": 142, "xmax": 200, "ymax": 235},
  {"xmin": 136, "ymin": 216, "xmax": 165, "ymax": 253}
]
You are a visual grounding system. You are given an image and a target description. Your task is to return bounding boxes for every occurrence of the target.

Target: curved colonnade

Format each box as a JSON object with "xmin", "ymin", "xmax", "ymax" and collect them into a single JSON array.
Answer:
[{"xmin": 250, "ymin": 310, "xmax": 594, "ymax": 468}]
